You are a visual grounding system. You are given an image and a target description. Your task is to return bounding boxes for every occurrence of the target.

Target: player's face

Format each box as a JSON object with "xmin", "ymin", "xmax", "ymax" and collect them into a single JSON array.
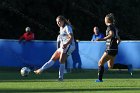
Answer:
[
  {"xmin": 105, "ymin": 17, "xmax": 108, "ymax": 25},
  {"xmin": 94, "ymin": 27, "xmax": 99, "ymax": 35},
  {"xmin": 105, "ymin": 17, "xmax": 112, "ymax": 26},
  {"xmin": 56, "ymin": 18, "xmax": 64, "ymax": 27}
]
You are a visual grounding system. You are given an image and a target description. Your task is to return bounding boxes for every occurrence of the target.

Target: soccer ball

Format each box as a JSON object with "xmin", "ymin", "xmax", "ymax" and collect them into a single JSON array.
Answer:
[{"xmin": 20, "ymin": 67, "xmax": 31, "ymax": 77}]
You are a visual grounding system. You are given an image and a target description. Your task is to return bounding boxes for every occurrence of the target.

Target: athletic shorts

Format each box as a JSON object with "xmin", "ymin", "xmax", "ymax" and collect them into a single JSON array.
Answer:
[
  {"xmin": 57, "ymin": 44, "xmax": 75, "ymax": 56},
  {"xmin": 105, "ymin": 50, "xmax": 118, "ymax": 56}
]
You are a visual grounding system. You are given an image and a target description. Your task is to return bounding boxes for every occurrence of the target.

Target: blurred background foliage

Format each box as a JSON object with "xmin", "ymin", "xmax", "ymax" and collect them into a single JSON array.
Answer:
[{"xmin": 0, "ymin": 0, "xmax": 140, "ymax": 40}]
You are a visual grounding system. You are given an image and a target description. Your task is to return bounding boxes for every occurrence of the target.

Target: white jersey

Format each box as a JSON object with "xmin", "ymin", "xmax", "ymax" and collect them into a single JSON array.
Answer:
[
  {"xmin": 57, "ymin": 25, "xmax": 75, "ymax": 55},
  {"xmin": 59, "ymin": 25, "xmax": 75, "ymax": 46}
]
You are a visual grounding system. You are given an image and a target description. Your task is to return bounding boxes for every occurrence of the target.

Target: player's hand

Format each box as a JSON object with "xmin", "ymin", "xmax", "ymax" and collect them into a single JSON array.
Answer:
[{"xmin": 96, "ymin": 38, "xmax": 103, "ymax": 41}]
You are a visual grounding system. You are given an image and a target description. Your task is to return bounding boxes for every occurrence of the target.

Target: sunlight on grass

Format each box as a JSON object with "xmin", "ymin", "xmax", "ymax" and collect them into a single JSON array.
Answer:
[{"xmin": 0, "ymin": 70, "xmax": 140, "ymax": 93}]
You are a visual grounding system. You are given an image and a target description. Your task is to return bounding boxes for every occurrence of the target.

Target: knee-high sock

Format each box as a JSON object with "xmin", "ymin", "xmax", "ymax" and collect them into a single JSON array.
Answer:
[
  {"xmin": 40, "ymin": 60, "xmax": 55, "ymax": 71},
  {"xmin": 98, "ymin": 66, "xmax": 104, "ymax": 81},
  {"xmin": 59, "ymin": 64, "xmax": 65, "ymax": 79}
]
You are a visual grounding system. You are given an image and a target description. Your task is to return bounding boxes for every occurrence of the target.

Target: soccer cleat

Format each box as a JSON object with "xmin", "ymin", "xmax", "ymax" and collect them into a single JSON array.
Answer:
[
  {"xmin": 95, "ymin": 79, "xmax": 103, "ymax": 82},
  {"xmin": 34, "ymin": 69, "xmax": 42, "ymax": 74},
  {"xmin": 58, "ymin": 78, "xmax": 63, "ymax": 81},
  {"xmin": 130, "ymin": 72, "xmax": 133, "ymax": 76}
]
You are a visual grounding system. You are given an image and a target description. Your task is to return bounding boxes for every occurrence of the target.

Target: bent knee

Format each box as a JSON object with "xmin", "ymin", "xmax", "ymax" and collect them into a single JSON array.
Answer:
[
  {"xmin": 59, "ymin": 59, "xmax": 66, "ymax": 64},
  {"xmin": 108, "ymin": 66, "xmax": 113, "ymax": 69},
  {"xmin": 98, "ymin": 60, "xmax": 105, "ymax": 66}
]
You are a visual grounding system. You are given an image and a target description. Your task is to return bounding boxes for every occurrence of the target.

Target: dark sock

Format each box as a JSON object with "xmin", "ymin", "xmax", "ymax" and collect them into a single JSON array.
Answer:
[{"xmin": 98, "ymin": 66, "xmax": 104, "ymax": 81}]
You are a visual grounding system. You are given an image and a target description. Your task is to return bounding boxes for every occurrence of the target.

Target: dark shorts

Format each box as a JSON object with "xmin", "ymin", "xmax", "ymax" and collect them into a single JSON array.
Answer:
[{"xmin": 105, "ymin": 50, "xmax": 118, "ymax": 56}]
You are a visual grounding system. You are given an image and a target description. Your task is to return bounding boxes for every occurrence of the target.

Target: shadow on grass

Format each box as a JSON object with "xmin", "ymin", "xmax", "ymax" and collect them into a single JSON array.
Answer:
[
  {"xmin": 0, "ymin": 79, "xmax": 59, "ymax": 82},
  {"xmin": 0, "ymin": 88, "xmax": 140, "ymax": 92},
  {"xmin": 0, "ymin": 69, "xmax": 140, "ymax": 81}
]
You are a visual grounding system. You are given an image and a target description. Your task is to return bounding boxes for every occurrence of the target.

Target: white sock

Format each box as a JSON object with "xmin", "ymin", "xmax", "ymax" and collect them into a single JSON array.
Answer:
[
  {"xmin": 59, "ymin": 64, "xmax": 65, "ymax": 79},
  {"xmin": 40, "ymin": 60, "xmax": 55, "ymax": 71}
]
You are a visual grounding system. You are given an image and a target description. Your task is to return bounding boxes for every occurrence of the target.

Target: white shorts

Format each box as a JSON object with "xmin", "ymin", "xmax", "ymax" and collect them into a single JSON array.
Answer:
[{"xmin": 57, "ymin": 44, "xmax": 75, "ymax": 55}]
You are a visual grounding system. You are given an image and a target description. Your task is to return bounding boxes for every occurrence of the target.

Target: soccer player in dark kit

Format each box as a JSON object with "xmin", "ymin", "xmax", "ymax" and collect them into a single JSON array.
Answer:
[{"xmin": 95, "ymin": 13, "xmax": 121, "ymax": 82}]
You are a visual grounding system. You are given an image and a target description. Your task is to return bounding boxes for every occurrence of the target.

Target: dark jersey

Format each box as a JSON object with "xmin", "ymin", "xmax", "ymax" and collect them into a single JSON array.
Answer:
[{"xmin": 106, "ymin": 25, "xmax": 118, "ymax": 51}]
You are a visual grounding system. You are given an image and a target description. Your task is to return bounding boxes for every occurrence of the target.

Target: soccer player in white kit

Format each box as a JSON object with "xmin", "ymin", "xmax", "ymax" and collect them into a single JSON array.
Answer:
[{"xmin": 34, "ymin": 15, "xmax": 75, "ymax": 81}]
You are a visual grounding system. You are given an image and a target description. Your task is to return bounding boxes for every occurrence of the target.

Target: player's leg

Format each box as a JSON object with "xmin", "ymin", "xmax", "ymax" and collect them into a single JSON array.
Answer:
[
  {"xmin": 107, "ymin": 55, "xmax": 115, "ymax": 69},
  {"xmin": 34, "ymin": 50, "xmax": 60, "ymax": 74},
  {"xmin": 96, "ymin": 52, "xmax": 110, "ymax": 82},
  {"xmin": 58, "ymin": 45, "xmax": 75, "ymax": 81},
  {"xmin": 58, "ymin": 52, "xmax": 67, "ymax": 81},
  {"xmin": 107, "ymin": 50, "xmax": 118, "ymax": 69}
]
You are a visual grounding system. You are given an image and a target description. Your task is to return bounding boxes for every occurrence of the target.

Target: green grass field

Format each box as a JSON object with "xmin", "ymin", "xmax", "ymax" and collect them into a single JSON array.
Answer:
[{"xmin": 0, "ymin": 68, "xmax": 140, "ymax": 93}]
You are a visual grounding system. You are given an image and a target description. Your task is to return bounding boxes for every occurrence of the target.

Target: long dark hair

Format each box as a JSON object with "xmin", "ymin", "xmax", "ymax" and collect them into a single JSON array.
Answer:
[{"xmin": 105, "ymin": 13, "xmax": 115, "ymax": 24}]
